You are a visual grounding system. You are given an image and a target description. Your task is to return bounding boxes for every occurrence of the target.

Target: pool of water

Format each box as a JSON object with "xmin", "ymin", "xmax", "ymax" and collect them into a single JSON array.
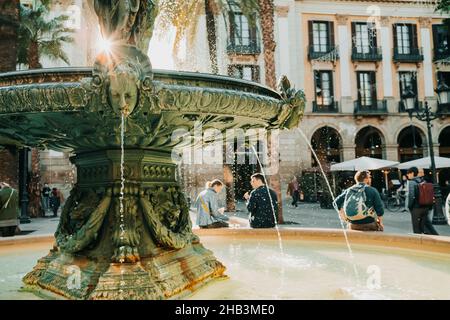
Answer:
[{"xmin": 1, "ymin": 237, "xmax": 450, "ymax": 300}]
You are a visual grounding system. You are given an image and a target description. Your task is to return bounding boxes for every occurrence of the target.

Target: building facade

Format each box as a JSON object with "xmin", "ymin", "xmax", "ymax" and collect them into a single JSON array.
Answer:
[
  {"xmin": 175, "ymin": 0, "xmax": 450, "ymax": 195},
  {"xmin": 12, "ymin": 0, "xmax": 450, "ymax": 202}
]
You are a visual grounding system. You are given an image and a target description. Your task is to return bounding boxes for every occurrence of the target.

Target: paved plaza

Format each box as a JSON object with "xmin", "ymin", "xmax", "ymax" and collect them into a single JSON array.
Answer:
[{"xmin": 7, "ymin": 201, "xmax": 450, "ymax": 240}]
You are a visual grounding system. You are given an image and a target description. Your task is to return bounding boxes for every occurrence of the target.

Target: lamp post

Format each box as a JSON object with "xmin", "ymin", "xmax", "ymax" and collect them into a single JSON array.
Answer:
[
  {"xmin": 19, "ymin": 147, "xmax": 31, "ymax": 224},
  {"xmin": 402, "ymin": 93, "xmax": 448, "ymax": 225}
]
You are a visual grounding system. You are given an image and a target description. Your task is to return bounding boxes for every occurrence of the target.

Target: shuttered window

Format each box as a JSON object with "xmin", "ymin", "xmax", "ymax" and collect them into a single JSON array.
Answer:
[
  {"xmin": 352, "ymin": 22, "xmax": 377, "ymax": 54},
  {"xmin": 399, "ymin": 72, "xmax": 418, "ymax": 97},
  {"xmin": 357, "ymin": 72, "xmax": 377, "ymax": 107},
  {"xmin": 309, "ymin": 21, "xmax": 335, "ymax": 53},
  {"xmin": 394, "ymin": 24, "xmax": 418, "ymax": 54},
  {"xmin": 314, "ymin": 71, "xmax": 334, "ymax": 106}
]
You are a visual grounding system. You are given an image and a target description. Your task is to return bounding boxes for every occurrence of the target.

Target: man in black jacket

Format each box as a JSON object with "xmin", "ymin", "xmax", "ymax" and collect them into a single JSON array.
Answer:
[
  {"xmin": 244, "ymin": 173, "xmax": 277, "ymax": 228},
  {"xmin": 407, "ymin": 167, "xmax": 439, "ymax": 235}
]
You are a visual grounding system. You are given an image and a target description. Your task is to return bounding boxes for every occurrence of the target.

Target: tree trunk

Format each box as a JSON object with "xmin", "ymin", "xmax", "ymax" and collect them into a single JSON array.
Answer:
[
  {"xmin": 0, "ymin": 1, "xmax": 20, "ymax": 194},
  {"xmin": 0, "ymin": 0, "xmax": 19, "ymax": 72},
  {"xmin": 267, "ymin": 131, "xmax": 284, "ymax": 224},
  {"xmin": 259, "ymin": 0, "xmax": 283, "ymax": 222},
  {"xmin": 258, "ymin": 0, "xmax": 277, "ymax": 89},
  {"xmin": 28, "ymin": 40, "xmax": 41, "ymax": 69},
  {"xmin": 27, "ymin": 149, "xmax": 42, "ymax": 217},
  {"xmin": 204, "ymin": 0, "xmax": 219, "ymax": 74}
]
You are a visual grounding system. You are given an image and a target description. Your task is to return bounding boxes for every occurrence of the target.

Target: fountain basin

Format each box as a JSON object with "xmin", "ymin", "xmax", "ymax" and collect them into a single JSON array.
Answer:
[
  {"xmin": 0, "ymin": 68, "xmax": 289, "ymax": 152},
  {"xmin": 2, "ymin": 229, "xmax": 450, "ymax": 300}
]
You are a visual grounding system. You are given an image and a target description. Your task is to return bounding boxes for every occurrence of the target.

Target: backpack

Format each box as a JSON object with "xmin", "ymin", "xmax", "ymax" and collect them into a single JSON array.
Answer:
[
  {"xmin": 418, "ymin": 182, "xmax": 434, "ymax": 207},
  {"xmin": 343, "ymin": 185, "xmax": 376, "ymax": 222}
]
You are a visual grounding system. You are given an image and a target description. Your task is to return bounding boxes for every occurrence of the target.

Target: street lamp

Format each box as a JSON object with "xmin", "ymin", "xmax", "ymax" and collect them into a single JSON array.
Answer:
[
  {"xmin": 402, "ymin": 94, "xmax": 448, "ymax": 225},
  {"xmin": 436, "ymin": 82, "xmax": 450, "ymax": 111}
]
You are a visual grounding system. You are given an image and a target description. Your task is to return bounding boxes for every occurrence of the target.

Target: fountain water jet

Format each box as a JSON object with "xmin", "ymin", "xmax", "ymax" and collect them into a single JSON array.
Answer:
[{"xmin": 0, "ymin": 1, "xmax": 304, "ymax": 300}]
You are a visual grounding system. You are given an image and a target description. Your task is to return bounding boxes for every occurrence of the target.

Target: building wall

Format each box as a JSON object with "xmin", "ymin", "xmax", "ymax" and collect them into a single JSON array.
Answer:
[{"xmin": 176, "ymin": 0, "xmax": 450, "ymax": 192}]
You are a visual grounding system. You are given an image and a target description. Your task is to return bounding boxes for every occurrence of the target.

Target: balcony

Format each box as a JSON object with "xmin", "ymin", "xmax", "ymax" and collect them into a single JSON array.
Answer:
[
  {"xmin": 312, "ymin": 101, "xmax": 339, "ymax": 113},
  {"xmin": 434, "ymin": 48, "xmax": 450, "ymax": 62},
  {"xmin": 393, "ymin": 47, "xmax": 424, "ymax": 63},
  {"xmin": 227, "ymin": 38, "xmax": 261, "ymax": 55},
  {"xmin": 354, "ymin": 100, "xmax": 388, "ymax": 116},
  {"xmin": 437, "ymin": 102, "xmax": 450, "ymax": 115},
  {"xmin": 351, "ymin": 47, "xmax": 382, "ymax": 62},
  {"xmin": 308, "ymin": 45, "xmax": 339, "ymax": 61},
  {"xmin": 399, "ymin": 101, "xmax": 423, "ymax": 113}
]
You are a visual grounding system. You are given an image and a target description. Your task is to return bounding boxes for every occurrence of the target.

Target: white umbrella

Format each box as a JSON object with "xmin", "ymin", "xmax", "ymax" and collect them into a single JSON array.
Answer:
[
  {"xmin": 330, "ymin": 156, "xmax": 399, "ymax": 172},
  {"xmin": 397, "ymin": 156, "xmax": 450, "ymax": 170}
]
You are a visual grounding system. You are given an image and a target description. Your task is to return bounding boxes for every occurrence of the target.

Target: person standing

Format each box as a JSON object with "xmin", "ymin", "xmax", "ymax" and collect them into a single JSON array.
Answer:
[
  {"xmin": 333, "ymin": 171, "xmax": 384, "ymax": 232},
  {"xmin": 287, "ymin": 176, "xmax": 300, "ymax": 208},
  {"xmin": 244, "ymin": 173, "xmax": 278, "ymax": 229},
  {"xmin": 407, "ymin": 167, "xmax": 439, "ymax": 235},
  {"xmin": 41, "ymin": 183, "xmax": 51, "ymax": 216},
  {"xmin": 194, "ymin": 179, "xmax": 229, "ymax": 229},
  {"xmin": 49, "ymin": 187, "xmax": 64, "ymax": 218}
]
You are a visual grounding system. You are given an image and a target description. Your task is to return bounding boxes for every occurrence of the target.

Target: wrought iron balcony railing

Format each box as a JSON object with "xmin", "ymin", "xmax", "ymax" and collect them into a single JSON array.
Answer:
[
  {"xmin": 354, "ymin": 100, "xmax": 388, "ymax": 115},
  {"xmin": 434, "ymin": 48, "xmax": 450, "ymax": 62},
  {"xmin": 351, "ymin": 46, "xmax": 383, "ymax": 62},
  {"xmin": 437, "ymin": 102, "xmax": 450, "ymax": 115},
  {"xmin": 393, "ymin": 47, "xmax": 424, "ymax": 63},
  {"xmin": 308, "ymin": 45, "xmax": 340, "ymax": 61},
  {"xmin": 312, "ymin": 101, "xmax": 339, "ymax": 113},
  {"xmin": 227, "ymin": 38, "xmax": 261, "ymax": 55}
]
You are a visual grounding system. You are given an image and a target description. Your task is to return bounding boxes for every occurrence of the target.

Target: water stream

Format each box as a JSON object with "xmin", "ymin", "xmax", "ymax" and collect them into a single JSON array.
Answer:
[
  {"xmin": 250, "ymin": 145, "xmax": 286, "ymax": 298},
  {"xmin": 296, "ymin": 127, "xmax": 360, "ymax": 282}
]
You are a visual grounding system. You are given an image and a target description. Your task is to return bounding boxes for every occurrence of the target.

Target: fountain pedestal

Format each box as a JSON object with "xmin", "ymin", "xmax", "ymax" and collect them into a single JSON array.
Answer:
[{"xmin": 23, "ymin": 150, "xmax": 225, "ymax": 300}]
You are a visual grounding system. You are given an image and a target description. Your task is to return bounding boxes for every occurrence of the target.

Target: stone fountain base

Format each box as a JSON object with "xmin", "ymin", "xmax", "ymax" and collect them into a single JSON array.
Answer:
[
  {"xmin": 23, "ymin": 150, "xmax": 226, "ymax": 300},
  {"xmin": 23, "ymin": 241, "xmax": 225, "ymax": 300}
]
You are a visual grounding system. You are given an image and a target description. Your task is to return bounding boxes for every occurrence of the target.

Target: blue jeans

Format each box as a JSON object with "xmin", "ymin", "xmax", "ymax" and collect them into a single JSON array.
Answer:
[{"xmin": 42, "ymin": 196, "xmax": 50, "ymax": 212}]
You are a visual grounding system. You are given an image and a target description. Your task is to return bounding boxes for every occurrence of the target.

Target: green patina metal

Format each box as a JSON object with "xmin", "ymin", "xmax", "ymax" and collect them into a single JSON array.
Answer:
[{"xmin": 0, "ymin": 0, "xmax": 305, "ymax": 300}]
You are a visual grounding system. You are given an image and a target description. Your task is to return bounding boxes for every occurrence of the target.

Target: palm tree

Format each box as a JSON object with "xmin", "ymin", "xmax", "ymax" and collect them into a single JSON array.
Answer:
[
  {"xmin": 437, "ymin": 0, "xmax": 450, "ymax": 28},
  {"xmin": 159, "ymin": 0, "xmax": 284, "ymax": 221},
  {"xmin": 17, "ymin": 0, "xmax": 74, "ymax": 69},
  {"xmin": 159, "ymin": 0, "xmax": 259, "ymax": 74},
  {"xmin": 0, "ymin": 0, "xmax": 20, "ymax": 72},
  {"xmin": 257, "ymin": 0, "xmax": 276, "ymax": 89}
]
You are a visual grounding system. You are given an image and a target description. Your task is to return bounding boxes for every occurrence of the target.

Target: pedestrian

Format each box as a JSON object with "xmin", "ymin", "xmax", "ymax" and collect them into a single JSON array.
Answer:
[
  {"xmin": 0, "ymin": 182, "xmax": 20, "ymax": 237},
  {"xmin": 406, "ymin": 167, "xmax": 439, "ymax": 235},
  {"xmin": 333, "ymin": 171, "xmax": 384, "ymax": 232},
  {"xmin": 41, "ymin": 182, "xmax": 51, "ymax": 216},
  {"xmin": 194, "ymin": 179, "xmax": 229, "ymax": 229},
  {"xmin": 49, "ymin": 187, "xmax": 64, "ymax": 218},
  {"xmin": 244, "ymin": 173, "xmax": 278, "ymax": 229},
  {"xmin": 287, "ymin": 176, "xmax": 300, "ymax": 208}
]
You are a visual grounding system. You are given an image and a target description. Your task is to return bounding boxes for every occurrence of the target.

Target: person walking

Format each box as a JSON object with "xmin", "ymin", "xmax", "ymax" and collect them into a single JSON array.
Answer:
[
  {"xmin": 333, "ymin": 171, "xmax": 384, "ymax": 232},
  {"xmin": 406, "ymin": 167, "xmax": 439, "ymax": 235},
  {"xmin": 41, "ymin": 183, "xmax": 51, "ymax": 216},
  {"xmin": 287, "ymin": 176, "xmax": 300, "ymax": 208},
  {"xmin": 49, "ymin": 187, "xmax": 64, "ymax": 218},
  {"xmin": 244, "ymin": 173, "xmax": 278, "ymax": 229},
  {"xmin": 194, "ymin": 179, "xmax": 229, "ymax": 229}
]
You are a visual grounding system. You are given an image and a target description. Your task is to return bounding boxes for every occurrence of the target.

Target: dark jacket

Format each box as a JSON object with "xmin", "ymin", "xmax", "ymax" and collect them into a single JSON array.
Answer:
[
  {"xmin": 247, "ymin": 185, "xmax": 278, "ymax": 228},
  {"xmin": 408, "ymin": 177, "xmax": 427, "ymax": 210},
  {"xmin": 334, "ymin": 183, "xmax": 384, "ymax": 225}
]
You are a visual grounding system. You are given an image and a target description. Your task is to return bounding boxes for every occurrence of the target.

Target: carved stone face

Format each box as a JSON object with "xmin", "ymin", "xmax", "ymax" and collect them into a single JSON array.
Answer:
[{"xmin": 108, "ymin": 71, "xmax": 139, "ymax": 117}]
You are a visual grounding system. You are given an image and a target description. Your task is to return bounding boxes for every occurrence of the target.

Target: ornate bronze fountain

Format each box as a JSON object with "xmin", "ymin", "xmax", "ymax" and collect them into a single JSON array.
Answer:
[{"xmin": 0, "ymin": 0, "xmax": 304, "ymax": 299}]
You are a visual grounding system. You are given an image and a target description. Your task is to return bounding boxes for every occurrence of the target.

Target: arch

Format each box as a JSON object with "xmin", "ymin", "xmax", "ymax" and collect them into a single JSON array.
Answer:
[
  {"xmin": 311, "ymin": 126, "xmax": 343, "ymax": 166},
  {"xmin": 308, "ymin": 122, "xmax": 346, "ymax": 145},
  {"xmin": 393, "ymin": 122, "xmax": 427, "ymax": 146},
  {"xmin": 439, "ymin": 126, "xmax": 450, "ymax": 157},
  {"xmin": 355, "ymin": 126, "xmax": 386, "ymax": 159},
  {"xmin": 397, "ymin": 125, "xmax": 426, "ymax": 162}
]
